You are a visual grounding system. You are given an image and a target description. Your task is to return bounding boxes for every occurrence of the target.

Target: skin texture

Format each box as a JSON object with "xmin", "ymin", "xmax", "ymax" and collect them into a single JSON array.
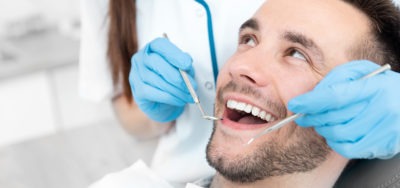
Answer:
[{"xmin": 206, "ymin": 0, "xmax": 372, "ymax": 187}]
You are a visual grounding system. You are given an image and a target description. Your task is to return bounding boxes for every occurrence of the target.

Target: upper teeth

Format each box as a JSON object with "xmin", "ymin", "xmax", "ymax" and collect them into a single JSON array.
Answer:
[{"xmin": 227, "ymin": 99, "xmax": 276, "ymax": 122}]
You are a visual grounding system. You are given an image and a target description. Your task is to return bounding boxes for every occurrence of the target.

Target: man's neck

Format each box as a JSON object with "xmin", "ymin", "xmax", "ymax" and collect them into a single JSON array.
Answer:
[{"xmin": 211, "ymin": 152, "xmax": 349, "ymax": 188}]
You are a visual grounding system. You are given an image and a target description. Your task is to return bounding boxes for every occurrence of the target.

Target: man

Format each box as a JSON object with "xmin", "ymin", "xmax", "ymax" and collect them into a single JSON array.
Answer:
[{"xmin": 206, "ymin": 0, "xmax": 400, "ymax": 187}]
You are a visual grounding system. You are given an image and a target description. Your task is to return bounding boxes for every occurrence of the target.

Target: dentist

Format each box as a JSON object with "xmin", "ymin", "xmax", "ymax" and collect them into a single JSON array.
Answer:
[{"xmin": 81, "ymin": 0, "xmax": 265, "ymax": 185}]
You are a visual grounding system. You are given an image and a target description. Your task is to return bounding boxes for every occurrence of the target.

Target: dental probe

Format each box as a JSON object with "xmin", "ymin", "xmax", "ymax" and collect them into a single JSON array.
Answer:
[
  {"xmin": 179, "ymin": 69, "xmax": 222, "ymax": 120},
  {"xmin": 163, "ymin": 33, "xmax": 222, "ymax": 121},
  {"xmin": 247, "ymin": 64, "xmax": 392, "ymax": 145}
]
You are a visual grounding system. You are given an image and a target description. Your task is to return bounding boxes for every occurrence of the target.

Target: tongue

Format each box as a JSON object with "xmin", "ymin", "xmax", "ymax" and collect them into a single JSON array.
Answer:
[{"xmin": 238, "ymin": 115, "xmax": 266, "ymax": 124}]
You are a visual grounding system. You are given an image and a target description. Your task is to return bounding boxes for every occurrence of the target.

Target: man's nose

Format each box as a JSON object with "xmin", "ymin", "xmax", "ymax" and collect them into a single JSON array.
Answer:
[{"xmin": 228, "ymin": 50, "xmax": 272, "ymax": 86}]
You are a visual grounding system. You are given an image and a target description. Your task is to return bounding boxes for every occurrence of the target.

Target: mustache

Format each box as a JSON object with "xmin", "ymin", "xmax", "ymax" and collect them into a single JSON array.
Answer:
[{"xmin": 216, "ymin": 81, "xmax": 287, "ymax": 119}]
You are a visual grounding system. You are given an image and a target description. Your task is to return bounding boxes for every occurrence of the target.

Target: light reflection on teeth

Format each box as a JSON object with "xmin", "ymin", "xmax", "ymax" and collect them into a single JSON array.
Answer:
[{"xmin": 226, "ymin": 99, "xmax": 276, "ymax": 122}]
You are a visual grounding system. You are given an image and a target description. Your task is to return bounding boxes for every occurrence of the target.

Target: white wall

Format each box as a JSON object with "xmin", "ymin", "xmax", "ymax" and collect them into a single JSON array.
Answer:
[
  {"xmin": 0, "ymin": 72, "xmax": 57, "ymax": 146},
  {"xmin": 51, "ymin": 65, "xmax": 115, "ymax": 131},
  {"xmin": 0, "ymin": 0, "xmax": 116, "ymax": 147},
  {"xmin": 0, "ymin": 66, "xmax": 116, "ymax": 148}
]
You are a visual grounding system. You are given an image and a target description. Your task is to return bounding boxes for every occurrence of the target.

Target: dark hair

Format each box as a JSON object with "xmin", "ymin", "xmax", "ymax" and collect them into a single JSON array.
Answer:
[
  {"xmin": 343, "ymin": 0, "xmax": 400, "ymax": 72},
  {"xmin": 108, "ymin": 0, "xmax": 138, "ymax": 102}
]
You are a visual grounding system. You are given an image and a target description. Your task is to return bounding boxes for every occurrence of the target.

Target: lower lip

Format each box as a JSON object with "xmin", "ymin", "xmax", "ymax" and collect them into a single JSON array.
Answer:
[{"xmin": 221, "ymin": 110, "xmax": 271, "ymax": 130}]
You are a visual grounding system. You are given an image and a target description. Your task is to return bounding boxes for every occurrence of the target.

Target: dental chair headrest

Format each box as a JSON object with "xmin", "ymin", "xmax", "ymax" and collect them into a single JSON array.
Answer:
[{"xmin": 334, "ymin": 153, "xmax": 400, "ymax": 188}]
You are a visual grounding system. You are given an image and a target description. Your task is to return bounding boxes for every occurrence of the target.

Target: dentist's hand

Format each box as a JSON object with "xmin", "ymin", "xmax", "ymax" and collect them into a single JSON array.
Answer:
[
  {"xmin": 130, "ymin": 38, "xmax": 196, "ymax": 122},
  {"xmin": 289, "ymin": 60, "xmax": 400, "ymax": 159}
]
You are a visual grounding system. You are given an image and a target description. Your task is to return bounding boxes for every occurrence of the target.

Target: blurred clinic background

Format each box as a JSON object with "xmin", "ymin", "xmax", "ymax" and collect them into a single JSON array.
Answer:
[{"xmin": 0, "ymin": 0, "xmax": 157, "ymax": 188}]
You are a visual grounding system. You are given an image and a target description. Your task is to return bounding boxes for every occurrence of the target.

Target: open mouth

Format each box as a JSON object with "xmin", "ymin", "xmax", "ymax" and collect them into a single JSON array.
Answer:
[{"xmin": 224, "ymin": 99, "xmax": 277, "ymax": 126}]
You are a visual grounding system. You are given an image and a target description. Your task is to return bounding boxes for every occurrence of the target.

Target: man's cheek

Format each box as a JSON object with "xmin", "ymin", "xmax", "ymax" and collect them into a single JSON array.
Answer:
[
  {"xmin": 278, "ymin": 81, "xmax": 317, "ymax": 108},
  {"xmin": 215, "ymin": 76, "xmax": 227, "ymax": 91}
]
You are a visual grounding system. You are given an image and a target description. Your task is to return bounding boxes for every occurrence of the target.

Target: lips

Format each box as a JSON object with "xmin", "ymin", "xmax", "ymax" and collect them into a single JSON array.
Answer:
[{"xmin": 222, "ymin": 99, "xmax": 279, "ymax": 130}]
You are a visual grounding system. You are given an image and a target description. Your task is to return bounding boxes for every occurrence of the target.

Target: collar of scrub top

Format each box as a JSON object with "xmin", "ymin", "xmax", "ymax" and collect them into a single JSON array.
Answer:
[{"xmin": 194, "ymin": 0, "xmax": 219, "ymax": 84}]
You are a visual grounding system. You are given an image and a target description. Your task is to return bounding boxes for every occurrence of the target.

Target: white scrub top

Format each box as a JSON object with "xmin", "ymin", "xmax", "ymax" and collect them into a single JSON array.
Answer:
[{"xmin": 80, "ymin": 0, "xmax": 265, "ymax": 184}]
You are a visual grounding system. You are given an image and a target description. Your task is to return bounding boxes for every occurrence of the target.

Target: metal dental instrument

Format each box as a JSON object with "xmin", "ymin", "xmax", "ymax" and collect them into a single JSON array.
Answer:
[
  {"xmin": 247, "ymin": 64, "xmax": 392, "ymax": 145},
  {"xmin": 163, "ymin": 33, "xmax": 222, "ymax": 121},
  {"xmin": 179, "ymin": 69, "xmax": 222, "ymax": 121}
]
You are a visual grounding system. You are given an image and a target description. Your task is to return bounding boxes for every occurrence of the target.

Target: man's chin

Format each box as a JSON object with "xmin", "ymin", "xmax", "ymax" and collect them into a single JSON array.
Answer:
[
  {"xmin": 207, "ymin": 128, "xmax": 249, "ymax": 158},
  {"xmin": 206, "ymin": 122, "xmax": 331, "ymax": 183},
  {"xmin": 206, "ymin": 126, "xmax": 277, "ymax": 183},
  {"xmin": 206, "ymin": 133, "xmax": 279, "ymax": 183}
]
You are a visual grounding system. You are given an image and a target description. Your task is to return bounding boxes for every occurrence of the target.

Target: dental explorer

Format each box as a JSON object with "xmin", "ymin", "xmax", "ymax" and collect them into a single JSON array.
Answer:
[{"xmin": 163, "ymin": 33, "xmax": 222, "ymax": 121}]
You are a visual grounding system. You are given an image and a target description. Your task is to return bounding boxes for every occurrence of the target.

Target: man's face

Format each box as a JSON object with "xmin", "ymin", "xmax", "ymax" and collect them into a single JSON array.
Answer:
[{"xmin": 207, "ymin": 0, "xmax": 371, "ymax": 183}]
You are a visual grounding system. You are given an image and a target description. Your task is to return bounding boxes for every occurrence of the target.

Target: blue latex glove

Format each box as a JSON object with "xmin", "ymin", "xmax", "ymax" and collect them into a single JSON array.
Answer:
[
  {"xmin": 288, "ymin": 60, "xmax": 400, "ymax": 159},
  {"xmin": 130, "ymin": 38, "xmax": 196, "ymax": 122}
]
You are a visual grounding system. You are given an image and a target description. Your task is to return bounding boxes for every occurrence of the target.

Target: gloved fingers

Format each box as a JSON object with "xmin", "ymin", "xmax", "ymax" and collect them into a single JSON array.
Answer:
[
  {"xmin": 145, "ymin": 53, "xmax": 198, "ymax": 94},
  {"xmin": 317, "ymin": 95, "xmax": 400, "ymax": 159},
  {"xmin": 128, "ymin": 41, "xmax": 194, "ymax": 123},
  {"xmin": 327, "ymin": 129, "xmax": 399, "ymax": 159},
  {"xmin": 315, "ymin": 60, "xmax": 380, "ymax": 89},
  {"xmin": 137, "ymin": 80, "xmax": 190, "ymax": 106},
  {"xmin": 131, "ymin": 46, "xmax": 197, "ymax": 103},
  {"xmin": 325, "ymin": 111, "xmax": 400, "ymax": 159},
  {"xmin": 326, "ymin": 140, "xmax": 369, "ymax": 159},
  {"xmin": 130, "ymin": 61, "xmax": 193, "ymax": 106},
  {"xmin": 186, "ymin": 65, "xmax": 196, "ymax": 78},
  {"xmin": 295, "ymin": 101, "xmax": 367, "ymax": 128},
  {"xmin": 140, "ymin": 73, "xmax": 194, "ymax": 105},
  {"xmin": 314, "ymin": 102, "xmax": 383, "ymax": 143},
  {"xmin": 289, "ymin": 73, "xmax": 387, "ymax": 115},
  {"xmin": 149, "ymin": 38, "xmax": 193, "ymax": 70},
  {"xmin": 288, "ymin": 60, "xmax": 381, "ymax": 114}
]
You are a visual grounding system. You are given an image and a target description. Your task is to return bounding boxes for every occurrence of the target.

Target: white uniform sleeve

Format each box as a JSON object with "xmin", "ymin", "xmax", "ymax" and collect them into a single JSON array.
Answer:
[{"xmin": 79, "ymin": 0, "xmax": 113, "ymax": 102}]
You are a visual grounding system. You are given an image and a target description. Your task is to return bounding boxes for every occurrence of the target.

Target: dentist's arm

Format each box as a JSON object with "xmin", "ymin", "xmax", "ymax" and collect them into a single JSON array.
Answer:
[
  {"xmin": 129, "ymin": 38, "xmax": 196, "ymax": 122},
  {"xmin": 289, "ymin": 60, "xmax": 400, "ymax": 159},
  {"xmin": 111, "ymin": 94, "xmax": 172, "ymax": 140}
]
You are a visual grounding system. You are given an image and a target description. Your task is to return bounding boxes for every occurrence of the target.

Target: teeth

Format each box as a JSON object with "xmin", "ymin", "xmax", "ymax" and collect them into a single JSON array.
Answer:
[
  {"xmin": 226, "ymin": 99, "xmax": 276, "ymax": 122},
  {"xmin": 265, "ymin": 113, "xmax": 272, "ymax": 122},
  {"xmin": 227, "ymin": 100, "xmax": 237, "ymax": 109},
  {"xmin": 251, "ymin": 107, "xmax": 260, "ymax": 116},
  {"xmin": 259, "ymin": 111, "xmax": 266, "ymax": 119},
  {"xmin": 236, "ymin": 102, "xmax": 246, "ymax": 111},
  {"xmin": 244, "ymin": 104, "xmax": 252, "ymax": 113}
]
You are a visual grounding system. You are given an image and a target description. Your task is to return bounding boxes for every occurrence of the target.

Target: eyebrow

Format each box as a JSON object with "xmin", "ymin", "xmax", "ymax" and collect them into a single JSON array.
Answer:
[
  {"xmin": 282, "ymin": 31, "xmax": 324, "ymax": 61},
  {"xmin": 239, "ymin": 19, "xmax": 325, "ymax": 62},
  {"xmin": 240, "ymin": 18, "xmax": 259, "ymax": 32}
]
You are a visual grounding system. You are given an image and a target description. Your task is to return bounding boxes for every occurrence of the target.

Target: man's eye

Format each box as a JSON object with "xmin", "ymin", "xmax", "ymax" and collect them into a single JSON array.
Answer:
[
  {"xmin": 289, "ymin": 49, "xmax": 307, "ymax": 61},
  {"xmin": 239, "ymin": 35, "xmax": 256, "ymax": 47}
]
